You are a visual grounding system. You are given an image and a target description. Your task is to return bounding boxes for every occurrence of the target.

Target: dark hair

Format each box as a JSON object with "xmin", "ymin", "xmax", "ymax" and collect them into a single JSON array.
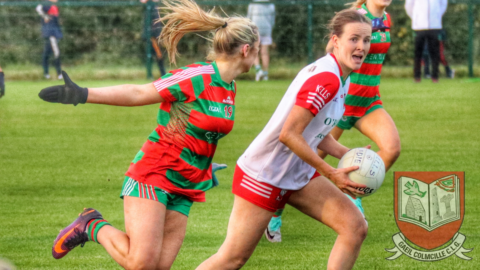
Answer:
[{"xmin": 327, "ymin": 9, "xmax": 371, "ymax": 38}]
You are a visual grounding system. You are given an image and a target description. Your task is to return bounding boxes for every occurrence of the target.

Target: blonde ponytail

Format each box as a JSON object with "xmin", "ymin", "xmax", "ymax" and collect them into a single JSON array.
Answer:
[{"xmin": 159, "ymin": 0, "xmax": 258, "ymax": 64}]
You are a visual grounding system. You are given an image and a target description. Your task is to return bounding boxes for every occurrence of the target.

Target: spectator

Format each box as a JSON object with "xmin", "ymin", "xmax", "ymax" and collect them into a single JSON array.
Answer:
[
  {"xmin": 0, "ymin": 65, "xmax": 4, "ymax": 98},
  {"xmin": 422, "ymin": 30, "xmax": 454, "ymax": 79},
  {"xmin": 141, "ymin": 0, "xmax": 166, "ymax": 77},
  {"xmin": 247, "ymin": 0, "xmax": 275, "ymax": 81},
  {"xmin": 36, "ymin": 0, "xmax": 63, "ymax": 80},
  {"xmin": 405, "ymin": 0, "xmax": 448, "ymax": 83}
]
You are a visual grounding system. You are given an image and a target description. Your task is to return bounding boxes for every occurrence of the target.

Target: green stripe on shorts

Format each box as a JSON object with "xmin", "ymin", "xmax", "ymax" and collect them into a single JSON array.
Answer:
[
  {"xmin": 120, "ymin": 177, "xmax": 193, "ymax": 217},
  {"xmin": 337, "ymin": 105, "xmax": 383, "ymax": 130}
]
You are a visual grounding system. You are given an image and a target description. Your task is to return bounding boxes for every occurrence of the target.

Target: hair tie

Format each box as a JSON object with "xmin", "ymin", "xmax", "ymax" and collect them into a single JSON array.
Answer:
[{"xmin": 222, "ymin": 21, "xmax": 228, "ymax": 28}]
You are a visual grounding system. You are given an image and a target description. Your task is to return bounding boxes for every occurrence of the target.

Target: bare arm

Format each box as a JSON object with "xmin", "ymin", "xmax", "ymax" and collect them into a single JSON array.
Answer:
[
  {"xmin": 87, "ymin": 83, "xmax": 164, "ymax": 106},
  {"xmin": 279, "ymin": 106, "xmax": 365, "ymax": 197},
  {"xmin": 316, "ymin": 134, "xmax": 349, "ymax": 159}
]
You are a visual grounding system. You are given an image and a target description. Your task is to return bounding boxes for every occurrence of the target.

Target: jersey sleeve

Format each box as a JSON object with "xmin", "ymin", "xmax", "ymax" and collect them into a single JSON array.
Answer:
[
  {"xmin": 153, "ymin": 69, "xmax": 198, "ymax": 103},
  {"xmin": 295, "ymin": 72, "xmax": 340, "ymax": 116},
  {"xmin": 385, "ymin": 13, "xmax": 392, "ymax": 27}
]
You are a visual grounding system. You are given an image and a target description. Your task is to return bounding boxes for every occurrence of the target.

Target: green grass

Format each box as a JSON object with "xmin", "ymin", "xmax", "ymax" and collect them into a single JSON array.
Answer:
[
  {"xmin": 0, "ymin": 78, "xmax": 479, "ymax": 269},
  {"xmin": 4, "ymin": 62, "xmax": 480, "ymax": 81}
]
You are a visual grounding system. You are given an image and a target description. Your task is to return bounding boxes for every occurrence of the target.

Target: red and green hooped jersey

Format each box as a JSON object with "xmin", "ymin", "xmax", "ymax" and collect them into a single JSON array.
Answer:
[
  {"xmin": 126, "ymin": 62, "xmax": 236, "ymax": 202},
  {"xmin": 343, "ymin": 4, "xmax": 392, "ymax": 119}
]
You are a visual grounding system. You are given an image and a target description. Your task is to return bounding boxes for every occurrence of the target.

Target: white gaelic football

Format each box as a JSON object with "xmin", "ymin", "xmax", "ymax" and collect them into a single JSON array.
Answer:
[{"xmin": 337, "ymin": 148, "xmax": 385, "ymax": 197}]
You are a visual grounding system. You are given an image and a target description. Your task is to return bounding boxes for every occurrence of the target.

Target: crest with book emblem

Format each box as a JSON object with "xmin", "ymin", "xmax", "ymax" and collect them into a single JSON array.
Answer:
[{"xmin": 386, "ymin": 172, "xmax": 472, "ymax": 261}]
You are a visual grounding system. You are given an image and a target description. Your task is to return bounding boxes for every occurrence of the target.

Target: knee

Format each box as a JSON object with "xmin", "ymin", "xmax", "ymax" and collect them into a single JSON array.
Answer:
[
  {"xmin": 380, "ymin": 141, "xmax": 401, "ymax": 165},
  {"xmin": 215, "ymin": 251, "xmax": 250, "ymax": 270},
  {"xmin": 124, "ymin": 256, "xmax": 158, "ymax": 270},
  {"xmin": 348, "ymin": 217, "xmax": 368, "ymax": 245},
  {"xmin": 388, "ymin": 143, "xmax": 401, "ymax": 163},
  {"xmin": 228, "ymin": 256, "xmax": 249, "ymax": 269},
  {"xmin": 354, "ymin": 219, "xmax": 368, "ymax": 242},
  {"xmin": 340, "ymin": 214, "xmax": 368, "ymax": 244}
]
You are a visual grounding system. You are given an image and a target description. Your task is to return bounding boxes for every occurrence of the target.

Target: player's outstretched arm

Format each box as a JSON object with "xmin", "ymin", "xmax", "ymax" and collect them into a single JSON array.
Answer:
[{"xmin": 39, "ymin": 71, "xmax": 164, "ymax": 106}]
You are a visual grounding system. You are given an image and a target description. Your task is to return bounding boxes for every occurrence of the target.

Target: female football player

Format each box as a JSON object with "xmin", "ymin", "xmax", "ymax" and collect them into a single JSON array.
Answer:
[
  {"xmin": 266, "ymin": 0, "xmax": 400, "ymax": 243},
  {"xmin": 197, "ymin": 9, "xmax": 372, "ymax": 270},
  {"xmin": 39, "ymin": 0, "xmax": 259, "ymax": 269}
]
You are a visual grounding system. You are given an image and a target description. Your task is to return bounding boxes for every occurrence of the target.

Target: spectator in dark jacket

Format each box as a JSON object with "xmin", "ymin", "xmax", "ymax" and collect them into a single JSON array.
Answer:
[
  {"xmin": 36, "ymin": 0, "xmax": 63, "ymax": 79},
  {"xmin": 141, "ymin": 0, "xmax": 166, "ymax": 77}
]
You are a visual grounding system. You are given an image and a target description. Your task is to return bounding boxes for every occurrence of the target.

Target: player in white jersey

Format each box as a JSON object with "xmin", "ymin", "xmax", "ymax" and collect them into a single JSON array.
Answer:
[
  {"xmin": 197, "ymin": 9, "xmax": 372, "ymax": 270},
  {"xmin": 237, "ymin": 54, "xmax": 348, "ymax": 192}
]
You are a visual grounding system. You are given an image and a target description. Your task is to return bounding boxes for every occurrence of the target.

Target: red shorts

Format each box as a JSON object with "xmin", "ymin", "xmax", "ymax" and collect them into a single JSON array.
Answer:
[{"xmin": 232, "ymin": 165, "xmax": 321, "ymax": 212}]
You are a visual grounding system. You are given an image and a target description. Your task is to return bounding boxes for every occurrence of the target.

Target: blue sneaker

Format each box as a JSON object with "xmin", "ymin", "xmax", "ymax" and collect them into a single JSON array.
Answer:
[{"xmin": 265, "ymin": 216, "xmax": 282, "ymax": 242}]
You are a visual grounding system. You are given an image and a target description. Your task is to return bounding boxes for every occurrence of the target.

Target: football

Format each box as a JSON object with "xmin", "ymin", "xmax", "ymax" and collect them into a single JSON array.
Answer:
[{"xmin": 337, "ymin": 148, "xmax": 385, "ymax": 197}]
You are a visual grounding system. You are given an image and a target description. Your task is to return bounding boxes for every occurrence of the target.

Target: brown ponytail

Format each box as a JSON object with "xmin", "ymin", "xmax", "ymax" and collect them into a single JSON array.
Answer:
[{"xmin": 159, "ymin": 0, "xmax": 258, "ymax": 64}]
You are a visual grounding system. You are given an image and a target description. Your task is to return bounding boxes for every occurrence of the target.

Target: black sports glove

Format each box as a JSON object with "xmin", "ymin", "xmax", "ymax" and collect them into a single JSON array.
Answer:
[{"xmin": 38, "ymin": 71, "xmax": 88, "ymax": 106}]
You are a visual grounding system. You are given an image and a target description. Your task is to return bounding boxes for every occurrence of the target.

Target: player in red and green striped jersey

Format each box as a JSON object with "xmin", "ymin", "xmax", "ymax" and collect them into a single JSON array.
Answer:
[
  {"xmin": 265, "ymin": 0, "xmax": 401, "ymax": 243},
  {"xmin": 38, "ymin": 0, "xmax": 260, "ymax": 268}
]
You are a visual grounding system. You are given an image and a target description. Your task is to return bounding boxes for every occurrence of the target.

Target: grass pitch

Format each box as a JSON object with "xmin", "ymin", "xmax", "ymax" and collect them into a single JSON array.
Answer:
[{"xmin": 0, "ymin": 78, "xmax": 479, "ymax": 269}]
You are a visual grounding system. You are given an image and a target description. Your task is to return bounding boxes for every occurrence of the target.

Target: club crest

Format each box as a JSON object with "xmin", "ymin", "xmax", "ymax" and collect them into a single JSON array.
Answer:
[{"xmin": 386, "ymin": 172, "xmax": 472, "ymax": 261}]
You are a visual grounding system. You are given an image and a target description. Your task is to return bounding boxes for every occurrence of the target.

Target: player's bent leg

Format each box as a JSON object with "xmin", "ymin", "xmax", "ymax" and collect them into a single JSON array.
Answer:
[
  {"xmin": 96, "ymin": 196, "xmax": 168, "ymax": 269},
  {"xmin": 318, "ymin": 126, "xmax": 344, "ymax": 159},
  {"xmin": 196, "ymin": 195, "xmax": 273, "ymax": 270},
  {"xmin": 156, "ymin": 210, "xmax": 189, "ymax": 270},
  {"xmin": 288, "ymin": 176, "xmax": 367, "ymax": 270},
  {"xmin": 354, "ymin": 108, "xmax": 401, "ymax": 171}
]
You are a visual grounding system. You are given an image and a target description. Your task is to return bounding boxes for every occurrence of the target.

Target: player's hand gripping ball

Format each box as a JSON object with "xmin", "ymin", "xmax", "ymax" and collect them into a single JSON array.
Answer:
[{"xmin": 338, "ymin": 148, "xmax": 385, "ymax": 197}]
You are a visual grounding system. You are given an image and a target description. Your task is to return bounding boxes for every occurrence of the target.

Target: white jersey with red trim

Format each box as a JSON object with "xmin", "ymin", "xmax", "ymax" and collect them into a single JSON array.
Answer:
[{"xmin": 237, "ymin": 54, "xmax": 349, "ymax": 190}]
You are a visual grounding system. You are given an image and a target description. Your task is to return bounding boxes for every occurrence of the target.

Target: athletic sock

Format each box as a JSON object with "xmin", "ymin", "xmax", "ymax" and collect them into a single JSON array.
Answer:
[
  {"xmin": 273, "ymin": 208, "xmax": 283, "ymax": 218},
  {"xmin": 86, "ymin": 219, "xmax": 110, "ymax": 243},
  {"xmin": 269, "ymin": 216, "xmax": 283, "ymax": 231},
  {"xmin": 255, "ymin": 65, "xmax": 261, "ymax": 72}
]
